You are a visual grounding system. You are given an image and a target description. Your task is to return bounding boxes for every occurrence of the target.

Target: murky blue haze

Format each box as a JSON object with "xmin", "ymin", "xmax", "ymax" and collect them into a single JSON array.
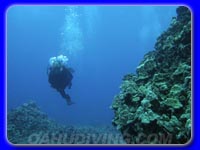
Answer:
[{"xmin": 7, "ymin": 6, "xmax": 177, "ymax": 126}]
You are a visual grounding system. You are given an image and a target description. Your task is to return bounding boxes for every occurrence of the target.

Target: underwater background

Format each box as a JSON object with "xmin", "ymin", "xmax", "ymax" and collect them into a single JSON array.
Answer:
[
  {"xmin": 7, "ymin": 6, "xmax": 177, "ymax": 125},
  {"xmin": 7, "ymin": 6, "xmax": 191, "ymax": 144}
]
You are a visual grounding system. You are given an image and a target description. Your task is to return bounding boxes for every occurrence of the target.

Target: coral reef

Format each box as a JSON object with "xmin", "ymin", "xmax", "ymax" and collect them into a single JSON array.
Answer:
[
  {"xmin": 7, "ymin": 101, "xmax": 125, "ymax": 144},
  {"xmin": 111, "ymin": 6, "xmax": 191, "ymax": 144},
  {"xmin": 7, "ymin": 101, "xmax": 61, "ymax": 144}
]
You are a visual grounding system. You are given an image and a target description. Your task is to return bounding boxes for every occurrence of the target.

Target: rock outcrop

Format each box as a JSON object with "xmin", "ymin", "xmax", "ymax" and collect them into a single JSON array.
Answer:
[
  {"xmin": 111, "ymin": 6, "xmax": 191, "ymax": 144},
  {"xmin": 7, "ymin": 101, "xmax": 125, "ymax": 144}
]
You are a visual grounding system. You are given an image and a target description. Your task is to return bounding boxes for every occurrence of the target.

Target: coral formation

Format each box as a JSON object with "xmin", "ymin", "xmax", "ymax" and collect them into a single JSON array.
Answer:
[
  {"xmin": 111, "ymin": 6, "xmax": 191, "ymax": 144},
  {"xmin": 7, "ymin": 101, "xmax": 61, "ymax": 144},
  {"xmin": 7, "ymin": 101, "xmax": 125, "ymax": 144}
]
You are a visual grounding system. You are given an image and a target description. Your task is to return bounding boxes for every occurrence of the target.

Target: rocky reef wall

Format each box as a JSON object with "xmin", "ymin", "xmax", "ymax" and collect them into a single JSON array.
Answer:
[
  {"xmin": 7, "ymin": 101, "xmax": 125, "ymax": 144},
  {"xmin": 111, "ymin": 6, "xmax": 191, "ymax": 144}
]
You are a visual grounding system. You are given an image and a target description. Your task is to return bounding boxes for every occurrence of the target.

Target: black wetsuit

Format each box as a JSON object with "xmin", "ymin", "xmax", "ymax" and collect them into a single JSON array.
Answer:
[{"xmin": 48, "ymin": 66, "xmax": 73, "ymax": 105}]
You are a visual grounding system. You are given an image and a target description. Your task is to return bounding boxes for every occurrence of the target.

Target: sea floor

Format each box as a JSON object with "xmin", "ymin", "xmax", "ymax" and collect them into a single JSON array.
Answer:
[{"xmin": 7, "ymin": 101, "xmax": 125, "ymax": 144}]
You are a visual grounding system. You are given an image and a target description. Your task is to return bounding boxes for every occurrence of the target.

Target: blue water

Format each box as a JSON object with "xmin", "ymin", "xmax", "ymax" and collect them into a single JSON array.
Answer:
[{"xmin": 7, "ymin": 6, "xmax": 177, "ymax": 126}]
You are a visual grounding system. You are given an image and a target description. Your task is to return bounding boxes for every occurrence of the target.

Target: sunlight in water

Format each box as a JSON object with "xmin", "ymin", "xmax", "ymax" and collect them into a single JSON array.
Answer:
[
  {"xmin": 60, "ymin": 6, "xmax": 83, "ymax": 56},
  {"xmin": 84, "ymin": 6, "xmax": 99, "ymax": 37}
]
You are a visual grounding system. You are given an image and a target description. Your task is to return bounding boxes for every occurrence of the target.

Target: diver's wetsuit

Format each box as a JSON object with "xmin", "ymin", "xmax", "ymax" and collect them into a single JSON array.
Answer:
[{"xmin": 48, "ymin": 66, "xmax": 73, "ymax": 105}]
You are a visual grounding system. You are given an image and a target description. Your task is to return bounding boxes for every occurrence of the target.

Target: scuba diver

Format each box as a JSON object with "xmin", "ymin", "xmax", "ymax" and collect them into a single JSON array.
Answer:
[{"xmin": 47, "ymin": 55, "xmax": 74, "ymax": 105}]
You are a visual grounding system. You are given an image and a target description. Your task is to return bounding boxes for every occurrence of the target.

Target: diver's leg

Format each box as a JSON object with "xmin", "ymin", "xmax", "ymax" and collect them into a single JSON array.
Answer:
[
  {"xmin": 64, "ymin": 94, "xmax": 71, "ymax": 105},
  {"xmin": 65, "ymin": 95, "xmax": 75, "ymax": 105},
  {"xmin": 58, "ymin": 89, "xmax": 74, "ymax": 105}
]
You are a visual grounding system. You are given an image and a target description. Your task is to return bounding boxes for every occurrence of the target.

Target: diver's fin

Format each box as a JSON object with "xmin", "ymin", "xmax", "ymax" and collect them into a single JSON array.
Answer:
[{"xmin": 67, "ymin": 101, "xmax": 75, "ymax": 105}]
